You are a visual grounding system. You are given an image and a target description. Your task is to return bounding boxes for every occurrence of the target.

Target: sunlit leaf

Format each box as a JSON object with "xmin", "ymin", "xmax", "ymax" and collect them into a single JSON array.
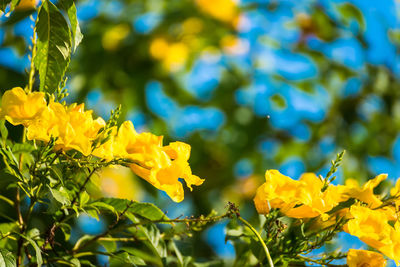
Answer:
[
  {"xmin": 60, "ymin": 0, "xmax": 83, "ymax": 52},
  {"xmin": 34, "ymin": 0, "xmax": 71, "ymax": 93},
  {"xmin": 0, "ymin": 248, "xmax": 16, "ymax": 267}
]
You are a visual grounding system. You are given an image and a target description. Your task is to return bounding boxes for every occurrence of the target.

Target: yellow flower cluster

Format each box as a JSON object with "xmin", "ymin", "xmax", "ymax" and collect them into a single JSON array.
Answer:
[
  {"xmin": 0, "ymin": 87, "xmax": 203, "ymax": 202},
  {"xmin": 253, "ymin": 170, "xmax": 345, "ymax": 219},
  {"xmin": 196, "ymin": 0, "xmax": 238, "ymax": 23},
  {"xmin": 347, "ymin": 249, "xmax": 386, "ymax": 267},
  {"xmin": 254, "ymin": 169, "xmax": 400, "ymax": 263}
]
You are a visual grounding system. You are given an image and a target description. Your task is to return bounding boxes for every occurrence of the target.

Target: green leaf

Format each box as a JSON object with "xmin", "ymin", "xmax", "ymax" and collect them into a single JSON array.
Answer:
[
  {"xmin": 48, "ymin": 186, "xmax": 71, "ymax": 206},
  {"xmin": 88, "ymin": 202, "xmax": 118, "ymax": 220},
  {"xmin": 0, "ymin": 248, "xmax": 16, "ymax": 267},
  {"xmin": 20, "ymin": 234, "xmax": 42, "ymax": 266},
  {"xmin": 109, "ymin": 252, "xmax": 146, "ymax": 266},
  {"xmin": 79, "ymin": 191, "xmax": 90, "ymax": 207},
  {"xmin": 96, "ymin": 198, "xmax": 169, "ymax": 221},
  {"xmin": 59, "ymin": 0, "xmax": 83, "ymax": 52},
  {"xmin": 34, "ymin": 0, "xmax": 72, "ymax": 93},
  {"xmin": 12, "ymin": 143, "xmax": 35, "ymax": 154},
  {"xmin": 134, "ymin": 224, "xmax": 167, "ymax": 261}
]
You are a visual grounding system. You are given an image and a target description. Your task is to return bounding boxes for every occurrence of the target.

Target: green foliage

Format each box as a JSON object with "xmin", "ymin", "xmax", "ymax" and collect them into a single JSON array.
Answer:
[
  {"xmin": 0, "ymin": 248, "xmax": 16, "ymax": 267},
  {"xmin": 34, "ymin": 0, "xmax": 72, "ymax": 93}
]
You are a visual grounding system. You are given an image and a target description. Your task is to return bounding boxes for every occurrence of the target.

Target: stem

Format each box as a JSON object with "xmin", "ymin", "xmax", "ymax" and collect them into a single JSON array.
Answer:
[
  {"xmin": 0, "ymin": 195, "xmax": 14, "ymax": 206},
  {"xmin": 42, "ymin": 168, "xmax": 98, "ymax": 252},
  {"xmin": 238, "ymin": 216, "xmax": 274, "ymax": 267},
  {"xmin": 16, "ymin": 128, "xmax": 27, "ymax": 267},
  {"xmin": 297, "ymin": 255, "xmax": 346, "ymax": 267},
  {"xmin": 72, "ymin": 201, "xmax": 133, "ymax": 253}
]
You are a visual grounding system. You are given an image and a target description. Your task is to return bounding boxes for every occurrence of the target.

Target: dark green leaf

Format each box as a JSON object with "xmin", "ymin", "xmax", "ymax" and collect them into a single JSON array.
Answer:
[
  {"xmin": 34, "ymin": 0, "xmax": 72, "ymax": 93},
  {"xmin": 48, "ymin": 186, "xmax": 71, "ymax": 206},
  {"xmin": 0, "ymin": 248, "xmax": 16, "ymax": 267},
  {"xmin": 96, "ymin": 198, "xmax": 169, "ymax": 221}
]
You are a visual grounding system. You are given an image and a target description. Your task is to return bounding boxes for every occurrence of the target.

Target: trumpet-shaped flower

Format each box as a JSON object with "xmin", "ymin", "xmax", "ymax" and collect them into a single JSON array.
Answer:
[
  {"xmin": 346, "ymin": 249, "xmax": 386, "ymax": 267},
  {"xmin": 95, "ymin": 121, "xmax": 203, "ymax": 202},
  {"xmin": 344, "ymin": 204, "xmax": 400, "ymax": 263},
  {"xmin": 0, "ymin": 87, "xmax": 46, "ymax": 126},
  {"xmin": 254, "ymin": 170, "xmax": 344, "ymax": 218},
  {"xmin": 341, "ymin": 174, "xmax": 387, "ymax": 208}
]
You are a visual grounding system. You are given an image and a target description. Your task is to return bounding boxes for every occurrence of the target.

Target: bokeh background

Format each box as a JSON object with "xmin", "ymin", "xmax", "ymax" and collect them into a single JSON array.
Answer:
[{"xmin": 1, "ymin": 0, "xmax": 400, "ymax": 264}]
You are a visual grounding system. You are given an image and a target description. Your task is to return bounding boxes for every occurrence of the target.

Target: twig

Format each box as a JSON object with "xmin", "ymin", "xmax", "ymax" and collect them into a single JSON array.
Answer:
[{"xmin": 238, "ymin": 216, "xmax": 274, "ymax": 267}]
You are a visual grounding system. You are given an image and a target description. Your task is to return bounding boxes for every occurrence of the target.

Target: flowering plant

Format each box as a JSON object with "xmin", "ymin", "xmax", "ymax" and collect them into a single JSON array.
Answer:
[{"xmin": 0, "ymin": 1, "xmax": 399, "ymax": 267}]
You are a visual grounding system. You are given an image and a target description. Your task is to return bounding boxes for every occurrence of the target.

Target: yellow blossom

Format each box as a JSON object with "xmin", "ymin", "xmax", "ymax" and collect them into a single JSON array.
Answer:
[
  {"xmin": 102, "ymin": 24, "xmax": 130, "ymax": 51},
  {"xmin": 196, "ymin": 0, "xmax": 238, "ymax": 23},
  {"xmin": 253, "ymin": 170, "xmax": 343, "ymax": 218},
  {"xmin": 341, "ymin": 174, "xmax": 387, "ymax": 208},
  {"xmin": 347, "ymin": 249, "xmax": 386, "ymax": 267},
  {"xmin": 95, "ymin": 121, "xmax": 203, "ymax": 202},
  {"xmin": 0, "ymin": 87, "xmax": 46, "ymax": 126},
  {"xmin": 149, "ymin": 38, "xmax": 188, "ymax": 72},
  {"xmin": 27, "ymin": 101, "xmax": 105, "ymax": 156},
  {"xmin": 390, "ymin": 178, "xmax": 400, "ymax": 197},
  {"xmin": 344, "ymin": 204, "xmax": 400, "ymax": 262}
]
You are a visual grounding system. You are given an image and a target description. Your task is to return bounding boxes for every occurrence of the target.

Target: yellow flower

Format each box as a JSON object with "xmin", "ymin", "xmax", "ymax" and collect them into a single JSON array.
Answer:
[
  {"xmin": 102, "ymin": 24, "xmax": 130, "ymax": 51},
  {"xmin": 390, "ymin": 178, "xmax": 400, "ymax": 197},
  {"xmin": 344, "ymin": 204, "xmax": 400, "ymax": 262},
  {"xmin": 27, "ymin": 101, "xmax": 105, "ymax": 156},
  {"xmin": 253, "ymin": 170, "xmax": 343, "ymax": 218},
  {"xmin": 347, "ymin": 249, "xmax": 386, "ymax": 267},
  {"xmin": 0, "ymin": 87, "xmax": 46, "ymax": 126},
  {"xmin": 341, "ymin": 174, "xmax": 387, "ymax": 208},
  {"xmin": 149, "ymin": 38, "xmax": 188, "ymax": 72},
  {"xmin": 196, "ymin": 0, "xmax": 238, "ymax": 23},
  {"xmin": 95, "ymin": 121, "xmax": 203, "ymax": 202}
]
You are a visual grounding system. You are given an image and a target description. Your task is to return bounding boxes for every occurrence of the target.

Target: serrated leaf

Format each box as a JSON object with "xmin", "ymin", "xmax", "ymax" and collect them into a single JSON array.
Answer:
[
  {"xmin": 0, "ymin": 248, "xmax": 16, "ymax": 267},
  {"xmin": 89, "ymin": 202, "xmax": 118, "ymax": 220},
  {"xmin": 48, "ymin": 186, "xmax": 71, "ymax": 206},
  {"xmin": 34, "ymin": 0, "xmax": 71, "ymax": 93},
  {"xmin": 79, "ymin": 191, "xmax": 90, "ymax": 207},
  {"xmin": 60, "ymin": 0, "xmax": 83, "ymax": 52},
  {"xmin": 96, "ymin": 198, "xmax": 169, "ymax": 221},
  {"xmin": 12, "ymin": 143, "xmax": 35, "ymax": 154}
]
